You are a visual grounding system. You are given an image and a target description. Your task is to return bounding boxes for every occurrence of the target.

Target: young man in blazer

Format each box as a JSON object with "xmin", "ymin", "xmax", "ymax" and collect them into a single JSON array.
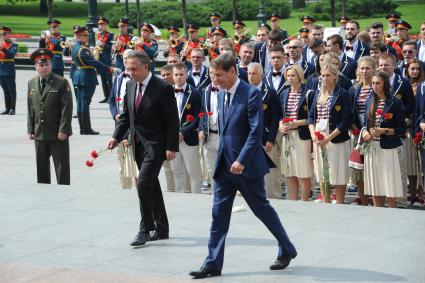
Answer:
[
  {"xmin": 344, "ymin": 20, "xmax": 370, "ymax": 61},
  {"xmin": 27, "ymin": 49, "xmax": 73, "ymax": 185},
  {"xmin": 187, "ymin": 48, "xmax": 211, "ymax": 90},
  {"xmin": 108, "ymin": 50, "xmax": 179, "ymax": 247},
  {"xmin": 171, "ymin": 62, "xmax": 203, "ymax": 193},
  {"xmin": 190, "ymin": 54, "xmax": 297, "ymax": 279}
]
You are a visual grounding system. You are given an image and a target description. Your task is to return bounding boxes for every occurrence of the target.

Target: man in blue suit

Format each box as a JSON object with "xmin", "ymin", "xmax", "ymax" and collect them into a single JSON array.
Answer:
[{"xmin": 189, "ymin": 54, "xmax": 297, "ymax": 279}]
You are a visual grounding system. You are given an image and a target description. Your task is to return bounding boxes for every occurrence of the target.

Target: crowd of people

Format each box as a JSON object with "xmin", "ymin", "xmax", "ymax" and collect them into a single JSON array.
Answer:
[{"xmin": 1, "ymin": 12, "xmax": 425, "ymax": 209}]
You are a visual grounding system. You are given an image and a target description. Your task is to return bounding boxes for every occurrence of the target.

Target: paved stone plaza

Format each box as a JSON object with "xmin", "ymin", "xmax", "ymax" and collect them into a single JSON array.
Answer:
[{"xmin": 1, "ymin": 70, "xmax": 424, "ymax": 282}]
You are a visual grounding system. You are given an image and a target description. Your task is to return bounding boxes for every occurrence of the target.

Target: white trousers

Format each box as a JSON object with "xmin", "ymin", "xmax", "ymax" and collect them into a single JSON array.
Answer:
[
  {"xmin": 162, "ymin": 160, "xmax": 176, "ymax": 192},
  {"xmin": 171, "ymin": 142, "xmax": 202, "ymax": 193},
  {"xmin": 203, "ymin": 132, "xmax": 220, "ymax": 188},
  {"xmin": 265, "ymin": 133, "xmax": 283, "ymax": 199}
]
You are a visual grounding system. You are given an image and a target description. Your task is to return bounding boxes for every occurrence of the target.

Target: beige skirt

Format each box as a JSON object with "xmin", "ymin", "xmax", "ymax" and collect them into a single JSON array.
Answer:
[
  {"xmin": 364, "ymin": 141, "xmax": 403, "ymax": 197},
  {"xmin": 313, "ymin": 139, "xmax": 351, "ymax": 186},
  {"xmin": 281, "ymin": 130, "xmax": 313, "ymax": 178}
]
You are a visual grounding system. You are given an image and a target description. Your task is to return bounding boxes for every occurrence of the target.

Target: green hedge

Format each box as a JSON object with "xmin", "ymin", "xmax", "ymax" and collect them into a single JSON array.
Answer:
[
  {"xmin": 17, "ymin": 43, "xmax": 28, "ymax": 53},
  {"xmin": 105, "ymin": 0, "xmax": 290, "ymax": 29},
  {"xmin": 310, "ymin": 0, "xmax": 399, "ymax": 20}
]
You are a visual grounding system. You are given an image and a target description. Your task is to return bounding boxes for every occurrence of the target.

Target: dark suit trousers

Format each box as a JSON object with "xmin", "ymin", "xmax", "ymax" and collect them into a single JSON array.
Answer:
[
  {"xmin": 0, "ymin": 75, "xmax": 17, "ymax": 111},
  {"xmin": 35, "ymin": 139, "xmax": 70, "ymax": 185},
  {"xmin": 99, "ymin": 68, "xmax": 112, "ymax": 100},
  {"xmin": 203, "ymin": 174, "xmax": 296, "ymax": 270},
  {"xmin": 134, "ymin": 142, "xmax": 169, "ymax": 234}
]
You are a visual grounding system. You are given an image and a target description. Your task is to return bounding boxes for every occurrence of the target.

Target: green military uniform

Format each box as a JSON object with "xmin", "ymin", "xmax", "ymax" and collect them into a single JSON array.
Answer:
[{"xmin": 27, "ymin": 49, "xmax": 73, "ymax": 185}]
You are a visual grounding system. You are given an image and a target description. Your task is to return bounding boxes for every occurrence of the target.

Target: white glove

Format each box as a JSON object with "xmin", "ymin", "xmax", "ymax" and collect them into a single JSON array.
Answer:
[{"xmin": 112, "ymin": 68, "xmax": 122, "ymax": 75}]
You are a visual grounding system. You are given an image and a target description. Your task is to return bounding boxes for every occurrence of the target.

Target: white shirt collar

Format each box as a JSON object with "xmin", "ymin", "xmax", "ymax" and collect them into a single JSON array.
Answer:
[
  {"xmin": 256, "ymin": 81, "xmax": 263, "ymax": 90},
  {"xmin": 174, "ymin": 83, "xmax": 187, "ymax": 92},
  {"xmin": 390, "ymin": 73, "xmax": 396, "ymax": 85},
  {"xmin": 227, "ymin": 78, "xmax": 240, "ymax": 95}
]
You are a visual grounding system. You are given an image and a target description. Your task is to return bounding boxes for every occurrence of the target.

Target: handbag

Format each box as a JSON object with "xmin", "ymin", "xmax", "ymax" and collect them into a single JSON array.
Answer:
[
  {"xmin": 348, "ymin": 128, "xmax": 365, "ymax": 170},
  {"xmin": 123, "ymin": 145, "xmax": 138, "ymax": 179}
]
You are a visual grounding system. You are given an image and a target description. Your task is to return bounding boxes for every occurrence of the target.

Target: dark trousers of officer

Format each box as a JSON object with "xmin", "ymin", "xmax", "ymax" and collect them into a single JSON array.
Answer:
[
  {"xmin": 134, "ymin": 141, "xmax": 169, "ymax": 234},
  {"xmin": 35, "ymin": 139, "xmax": 70, "ymax": 185},
  {"xmin": 76, "ymin": 85, "xmax": 96, "ymax": 112},
  {"xmin": 115, "ymin": 55, "xmax": 124, "ymax": 71},
  {"xmin": 0, "ymin": 75, "xmax": 17, "ymax": 111},
  {"xmin": 99, "ymin": 69, "xmax": 112, "ymax": 100}
]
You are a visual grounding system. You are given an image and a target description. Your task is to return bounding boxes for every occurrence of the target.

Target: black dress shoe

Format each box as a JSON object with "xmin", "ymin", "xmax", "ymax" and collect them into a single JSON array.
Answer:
[
  {"xmin": 99, "ymin": 98, "xmax": 108, "ymax": 103},
  {"xmin": 269, "ymin": 251, "xmax": 297, "ymax": 270},
  {"xmin": 149, "ymin": 231, "xmax": 169, "ymax": 241},
  {"xmin": 189, "ymin": 266, "xmax": 221, "ymax": 279},
  {"xmin": 8, "ymin": 109, "xmax": 15, "ymax": 115},
  {"xmin": 130, "ymin": 231, "xmax": 150, "ymax": 247},
  {"xmin": 1, "ymin": 109, "xmax": 9, "ymax": 115}
]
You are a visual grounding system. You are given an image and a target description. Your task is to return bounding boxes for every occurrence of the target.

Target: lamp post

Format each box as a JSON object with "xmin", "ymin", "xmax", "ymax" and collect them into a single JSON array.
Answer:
[
  {"xmin": 87, "ymin": 0, "xmax": 98, "ymax": 47},
  {"xmin": 257, "ymin": 0, "xmax": 266, "ymax": 26}
]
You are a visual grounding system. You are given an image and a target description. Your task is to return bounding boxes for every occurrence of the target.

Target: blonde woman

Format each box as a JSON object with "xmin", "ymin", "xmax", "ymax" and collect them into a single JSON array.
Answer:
[
  {"xmin": 348, "ymin": 56, "xmax": 377, "ymax": 205},
  {"xmin": 362, "ymin": 72, "xmax": 406, "ymax": 208},
  {"xmin": 279, "ymin": 65, "xmax": 313, "ymax": 201},
  {"xmin": 307, "ymin": 63, "xmax": 352, "ymax": 203}
]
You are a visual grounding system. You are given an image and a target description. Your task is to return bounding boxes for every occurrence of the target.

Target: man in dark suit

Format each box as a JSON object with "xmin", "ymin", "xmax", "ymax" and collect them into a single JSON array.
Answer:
[
  {"xmin": 108, "ymin": 50, "xmax": 179, "ymax": 246},
  {"xmin": 189, "ymin": 54, "xmax": 297, "ymax": 279},
  {"xmin": 326, "ymin": 34, "xmax": 357, "ymax": 80},
  {"xmin": 286, "ymin": 39, "xmax": 315, "ymax": 79},
  {"xmin": 27, "ymin": 49, "xmax": 73, "ymax": 185}
]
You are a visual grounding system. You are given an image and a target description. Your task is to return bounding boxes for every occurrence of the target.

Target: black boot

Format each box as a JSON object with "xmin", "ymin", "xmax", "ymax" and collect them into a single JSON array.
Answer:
[
  {"xmin": 82, "ymin": 112, "xmax": 99, "ymax": 135},
  {"xmin": 9, "ymin": 95, "xmax": 16, "ymax": 115},
  {"xmin": 77, "ymin": 113, "xmax": 83, "ymax": 134},
  {"xmin": 2, "ymin": 94, "xmax": 10, "ymax": 114}
]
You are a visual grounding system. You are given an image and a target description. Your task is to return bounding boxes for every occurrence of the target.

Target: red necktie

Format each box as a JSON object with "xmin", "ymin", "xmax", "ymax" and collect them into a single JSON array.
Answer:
[{"xmin": 135, "ymin": 83, "xmax": 143, "ymax": 113}]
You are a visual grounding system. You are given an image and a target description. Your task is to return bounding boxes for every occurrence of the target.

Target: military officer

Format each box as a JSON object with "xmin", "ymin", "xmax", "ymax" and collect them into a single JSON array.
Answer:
[
  {"xmin": 301, "ymin": 16, "xmax": 316, "ymax": 31},
  {"xmin": 206, "ymin": 12, "xmax": 222, "ymax": 41},
  {"xmin": 130, "ymin": 22, "xmax": 158, "ymax": 72},
  {"xmin": 182, "ymin": 23, "xmax": 204, "ymax": 67},
  {"xmin": 164, "ymin": 26, "xmax": 185, "ymax": 58},
  {"xmin": 39, "ymin": 19, "xmax": 66, "ymax": 77},
  {"xmin": 208, "ymin": 26, "xmax": 226, "ymax": 61},
  {"xmin": 113, "ymin": 18, "xmax": 134, "ymax": 71},
  {"xmin": 386, "ymin": 13, "xmax": 400, "ymax": 35},
  {"xmin": 232, "ymin": 20, "xmax": 251, "ymax": 54},
  {"xmin": 27, "ymin": 49, "xmax": 73, "ymax": 185},
  {"xmin": 95, "ymin": 16, "xmax": 114, "ymax": 103},
  {"xmin": 71, "ymin": 26, "xmax": 119, "ymax": 135},
  {"xmin": 0, "ymin": 26, "xmax": 18, "ymax": 115},
  {"xmin": 269, "ymin": 13, "xmax": 288, "ymax": 43}
]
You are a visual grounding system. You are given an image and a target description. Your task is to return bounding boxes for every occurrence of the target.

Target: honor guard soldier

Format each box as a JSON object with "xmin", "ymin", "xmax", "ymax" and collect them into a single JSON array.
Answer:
[
  {"xmin": 164, "ymin": 26, "xmax": 185, "ymax": 58},
  {"xmin": 386, "ymin": 13, "xmax": 401, "ymax": 35},
  {"xmin": 0, "ymin": 26, "xmax": 18, "ymax": 115},
  {"xmin": 113, "ymin": 18, "xmax": 134, "ymax": 71},
  {"xmin": 338, "ymin": 16, "xmax": 350, "ymax": 39},
  {"xmin": 389, "ymin": 20, "xmax": 413, "ymax": 61},
  {"xmin": 39, "ymin": 19, "xmax": 66, "ymax": 77},
  {"xmin": 72, "ymin": 26, "xmax": 119, "ymax": 135},
  {"xmin": 269, "ymin": 13, "xmax": 289, "ymax": 43},
  {"xmin": 206, "ymin": 12, "xmax": 222, "ymax": 45},
  {"xmin": 232, "ymin": 20, "xmax": 251, "ymax": 54},
  {"xmin": 301, "ymin": 16, "xmax": 316, "ymax": 31},
  {"xmin": 95, "ymin": 16, "xmax": 114, "ymax": 103},
  {"xmin": 62, "ymin": 25, "xmax": 79, "ymax": 101},
  {"xmin": 129, "ymin": 22, "xmax": 158, "ymax": 72},
  {"xmin": 182, "ymin": 24, "xmax": 204, "ymax": 67},
  {"xmin": 208, "ymin": 26, "xmax": 227, "ymax": 61},
  {"xmin": 27, "ymin": 48, "xmax": 73, "ymax": 185},
  {"xmin": 299, "ymin": 28, "xmax": 310, "ymax": 47}
]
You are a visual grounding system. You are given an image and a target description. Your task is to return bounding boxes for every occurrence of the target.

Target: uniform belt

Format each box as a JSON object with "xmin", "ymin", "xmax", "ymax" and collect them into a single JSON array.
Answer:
[
  {"xmin": 209, "ymin": 129, "xmax": 218, "ymax": 134},
  {"xmin": 0, "ymin": 59, "xmax": 14, "ymax": 62},
  {"xmin": 52, "ymin": 51, "xmax": 62, "ymax": 55},
  {"xmin": 77, "ymin": 66, "xmax": 96, "ymax": 69}
]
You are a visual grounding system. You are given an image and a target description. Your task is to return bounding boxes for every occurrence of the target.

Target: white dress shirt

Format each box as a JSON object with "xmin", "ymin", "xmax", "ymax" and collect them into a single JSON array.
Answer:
[
  {"xmin": 209, "ymin": 86, "xmax": 219, "ymax": 131},
  {"xmin": 191, "ymin": 66, "xmax": 205, "ymax": 87},
  {"xmin": 345, "ymin": 39, "xmax": 359, "ymax": 59},
  {"xmin": 272, "ymin": 66, "xmax": 285, "ymax": 91},
  {"xmin": 174, "ymin": 83, "xmax": 187, "ymax": 118},
  {"xmin": 419, "ymin": 40, "xmax": 425, "ymax": 63},
  {"xmin": 225, "ymin": 78, "xmax": 241, "ymax": 107}
]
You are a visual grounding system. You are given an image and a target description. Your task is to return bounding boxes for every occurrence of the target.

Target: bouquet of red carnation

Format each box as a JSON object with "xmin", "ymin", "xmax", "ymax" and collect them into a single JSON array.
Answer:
[
  {"xmin": 282, "ymin": 117, "xmax": 295, "ymax": 123},
  {"xmin": 115, "ymin": 97, "xmax": 122, "ymax": 102},
  {"xmin": 85, "ymin": 147, "xmax": 112, "ymax": 167},
  {"xmin": 182, "ymin": 114, "xmax": 195, "ymax": 128},
  {"xmin": 413, "ymin": 132, "xmax": 425, "ymax": 148}
]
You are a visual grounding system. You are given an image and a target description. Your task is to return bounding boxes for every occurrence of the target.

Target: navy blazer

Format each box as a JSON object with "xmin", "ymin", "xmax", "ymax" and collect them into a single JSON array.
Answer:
[
  {"xmin": 307, "ymin": 87, "xmax": 352, "ymax": 143},
  {"xmin": 253, "ymin": 42, "xmax": 267, "ymax": 70},
  {"xmin": 280, "ymin": 84, "xmax": 315, "ymax": 140},
  {"xmin": 349, "ymin": 83, "xmax": 373, "ymax": 130},
  {"xmin": 363, "ymin": 96, "xmax": 406, "ymax": 149},
  {"xmin": 259, "ymin": 82, "xmax": 279, "ymax": 145},
  {"xmin": 343, "ymin": 40, "xmax": 370, "ymax": 61},
  {"xmin": 286, "ymin": 58, "xmax": 315, "ymax": 79},
  {"xmin": 415, "ymin": 81, "xmax": 425, "ymax": 133},
  {"xmin": 178, "ymin": 84, "xmax": 201, "ymax": 146},
  {"xmin": 306, "ymin": 74, "xmax": 353, "ymax": 93},
  {"xmin": 108, "ymin": 73, "xmax": 129, "ymax": 120},
  {"xmin": 215, "ymin": 80, "xmax": 275, "ymax": 180},
  {"xmin": 265, "ymin": 70, "xmax": 287, "ymax": 96},
  {"xmin": 392, "ymin": 73, "xmax": 415, "ymax": 118},
  {"xmin": 237, "ymin": 65, "xmax": 249, "ymax": 82},
  {"xmin": 340, "ymin": 53, "xmax": 357, "ymax": 80},
  {"xmin": 188, "ymin": 66, "xmax": 211, "ymax": 90}
]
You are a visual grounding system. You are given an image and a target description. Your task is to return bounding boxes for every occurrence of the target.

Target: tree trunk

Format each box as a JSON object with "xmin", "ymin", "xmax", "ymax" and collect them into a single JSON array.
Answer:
[
  {"xmin": 40, "ymin": 0, "xmax": 47, "ymax": 14},
  {"xmin": 47, "ymin": 0, "xmax": 53, "ymax": 20},
  {"xmin": 292, "ymin": 0, "xmax": 305, "ymax": 9},
  {"xmin": 181, "ymin": 0, "xmax": 188, "ymax": 39},
  {"xmin": 330, "ymin": 0, "xmax": 336, "ymax": 27},
  {"xmin": 341, "ymin": 0, "xmax": 347, "ymax": 16},
  {"xmin": 232, "ymin": 0, "xmax": 237, "ymax": 21},
  {"xmin": 115, "ymin": 0, "xmax": 120, "ymax": 3},
  {"xmin": 136, "ymin": 0, "xmax": 141, "ymax": 31}
]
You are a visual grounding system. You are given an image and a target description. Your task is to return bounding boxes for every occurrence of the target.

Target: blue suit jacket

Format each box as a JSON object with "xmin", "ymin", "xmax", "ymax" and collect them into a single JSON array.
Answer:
[
  {"xmin": 392, "ymin": 73, "xmax": 415, "ymax": 118},
  {"xmin": 349, "ymin": 83, "xmax": 373, "ymax": 130},
  {"xmin": 253, "ymin": 42, "xmax": 267, "ymax": 70},
  {"xmin": 108, "ymin": 73, "xmax": 129, "ymax": 119},
  {"xmin": 340, "ymin": 53, "xmax": 357, "ymax": 80},
  {"xmin": 259, "ymin": 81, "xmax": 279, "ymax": 145},
  {"xmin": 178, "ymin": 84, "xmax": 201, "ymax": 146},
  {"xmin": 363, "ymin": 96, "xmax": 406, "ymax": 149},
  {"xmin": 188, "ymin": 67, "xmax": 211, "ymax": 90},
  {"xmin": 214, "ymin": 80, "xmax": 275, "ymax": 180},
  {"xmin": 237, "ymin": 65, "xmax": 249, "ymax": 82}
]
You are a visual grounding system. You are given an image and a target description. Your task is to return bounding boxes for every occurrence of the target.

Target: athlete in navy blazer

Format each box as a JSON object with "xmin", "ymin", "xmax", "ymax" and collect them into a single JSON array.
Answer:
[
  {"xmin": 188, "ymin": 66, "xmax": 211, "ymax": 90},
  {"xmin": 190, "ymin": 54, "xmax": 297, "ymax": 279},
  {"xmin": 178, "ymin": 83, "xmax": 201, "ymax": 146},
  {"xmin": 259, "ymin": 80, "xmax": 280, "ymax": 145},
  {"xmin": 340, "ymin": 53, "xmax": 358, "ymax": 80}
]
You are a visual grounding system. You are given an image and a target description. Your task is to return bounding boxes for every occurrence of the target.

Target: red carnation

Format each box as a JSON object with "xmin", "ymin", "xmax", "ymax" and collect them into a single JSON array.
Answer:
[
  {"xmin": 207, "ymin": 111, "xmax": 214, "ymax": 116},
  {"xmin": 186, "ymin": 114, "xmax": 195, "ymax": 122},
  {"xmin": 282, "ymin": 118, "xmax": 295, "ymax": 123},
  {"xmin": 198, "ymin": 112, "xmax": 206, "ymax": 118},
  {"xmin": 314, "ymin": 131, "xmax": 325, "ymax": 141},
  {"xmin": 85, "ymin": 160, "xmax": 94, "ymax": 167},
  {"xmin": 384, "ymin": 113, "xmax": 393, "ymax": 120},
  {"xmin": 90, "ymin": 150, "xmax": 98, "ymax": 159},
  {"xmin": 115, "ymin": 97, "xmax": 122, "ymax": 102},
  {"xmin": 413, "ymin": 132, "xmax": 422, "ymax": 145},
  {"xmin": 376, "ymin": 109, "xmax": 384, "ymax": 116},
  {"xmin": 352, "ymin": 128, "xmax": 361, "ymax": 136}
]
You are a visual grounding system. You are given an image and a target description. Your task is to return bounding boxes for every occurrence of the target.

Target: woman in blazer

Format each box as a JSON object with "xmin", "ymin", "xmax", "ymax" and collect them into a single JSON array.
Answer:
[
  {"xmin": 348, "ymin": 56, "xmax": 376, "ymax": 205},
  {"xmin": 362, "ymin": 72, "xmax": 406, "ymax": 208},
  {"xmin": 279, "ymin": 65, "xmax": 314, "ymax": 201},
  {"xmin": 307, "ymin": 63, "xmax": 352, "ymax": 204}
]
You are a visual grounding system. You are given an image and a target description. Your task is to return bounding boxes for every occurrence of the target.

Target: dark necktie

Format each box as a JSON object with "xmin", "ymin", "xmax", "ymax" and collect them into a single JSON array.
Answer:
[
  {"xmin": 134, "ymin": 83, "xmax": 143, "ymax": 113},
  {"xmin": 40, "ymin": 78, "xmax": 46, "ymax": 94},
  {"xmin": 192, "ymin": 72, "xmax": 201, "ymax": 77},
  {"xmin": 174, "ymin": 88, "xmax": 184, "ymax": 93},
  {"xmin": 210, "ymin": 86, "xmax": 219, "ymax": 92},
  {"xmin": 224, "ymin": 91, "xmax": 231, "ymax": 118},
  {"xmin": 345, "ymin": 46, "xmax": 353, "ymax": 51},
  {"xmin": 272, "ymin": 71, "xmax": 281, "ymax": 77}
]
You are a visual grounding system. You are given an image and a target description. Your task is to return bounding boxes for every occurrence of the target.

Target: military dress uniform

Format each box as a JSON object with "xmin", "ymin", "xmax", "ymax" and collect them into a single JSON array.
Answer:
[
  {"xmin": 232, "ymin": 20, "xmax": 251, "ymax": 54},
  {"xmin": 0, "ymin": 26, "xmax": 18, "ymax": 115},
  {"xmin": 95, "ymin": 17, "xmax": 114, "ymax": 103},
  {"xmin": 62, "ymin": 25, "xmax": 79, "ymax": 100},
  {"xmin": 388, "ymin": 20, "xmax": 412, "ymax": 61},
  {"xmin": 39, "ymin": 20, "xmax": 66, "ymax": 76},
  {"xmin": 208, "ymin": 26, "xmax": 226, "ymax": 61},
  {"xmin": 72, "ymin": 26, "xmax": 115, "ymax": 135},
  {"xmin": 113, "ymin": 18, "xmax": 134, "ymax": 72},
  {"xmin": 27, "ymin": 49, "xmax": 73, "ymax": 185},
  {"xmin": 269, "ymin": 14, "xmax": 289, "ymax": 43},
  {"xmin": 163, "ymin": 26, "xmax": 185, "ymax": 58},
  {"xmin": 133, "ymin": 22, "xmax": 158, "ymax": 72},
  {"xmin": 182, "ymin": 24, "xmax": 205, "ymax": 68}
]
